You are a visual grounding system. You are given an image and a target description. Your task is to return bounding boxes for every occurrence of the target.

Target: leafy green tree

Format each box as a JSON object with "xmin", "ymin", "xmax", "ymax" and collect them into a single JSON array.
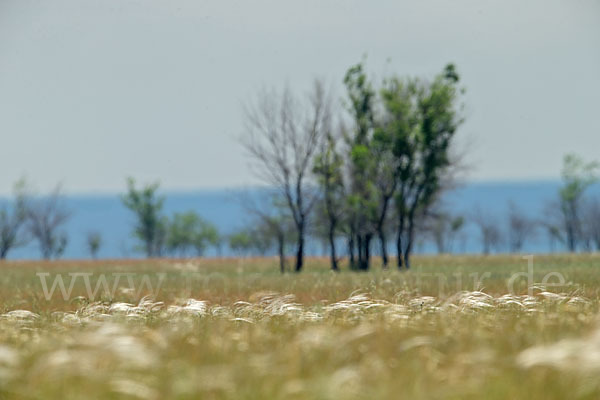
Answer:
[
  {"xmin": 558, "ymin": 154, "xmax": 599, "ymax": 252},
  {"xmin": 167, "ymin": 211, "xmax": 220, "ymax": 257},
  {"xmin": 383, "ymin": 64, "xmax": 464, "ymax": 268},
  {"xmin": 343, "ymin": 62, "xmax": 379, "ymax": 270},
  {"xmin": 86, "ymin": 231, "xmax": 102, "ymax": 259},
  {"xmin": 167, "ymin": 211, "xmax": 197, "ymax": 256},
  {"xmin": 0, "ymin": 178, "xmax": 29, "ymax": 260},
  {"xmin": 248, "ymin": 225, "xmax": 273, "ymax": 256},
  {"xmin": 193, "ymin": 218, "xmax": 220, "ymax": 256},
  {"xmin": 371, "ymin": 116, "xmax": 400, "ymax": 268},
  {"xmin": 228, "ymin": 230, "xmax": 253, "ymax": 256},
  {"xmin": 121, "ymin": 178, "xmax": 167, "ymax": 258}
]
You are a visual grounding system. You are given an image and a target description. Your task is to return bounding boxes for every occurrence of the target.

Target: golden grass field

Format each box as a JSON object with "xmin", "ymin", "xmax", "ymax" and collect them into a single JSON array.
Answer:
[{"xmin": 1, "ymin": 254, "xmax": 600, "ymax": 399}]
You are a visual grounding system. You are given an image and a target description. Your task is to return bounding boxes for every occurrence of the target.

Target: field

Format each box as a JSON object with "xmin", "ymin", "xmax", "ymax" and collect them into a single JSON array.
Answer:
[{"xmin": 1, "ymin": 254, "xmax": 600, "ymax": 399}]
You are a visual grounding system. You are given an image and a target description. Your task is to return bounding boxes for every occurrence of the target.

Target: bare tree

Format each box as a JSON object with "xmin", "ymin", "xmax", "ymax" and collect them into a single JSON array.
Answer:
[
  {"xmin": 472, "ymin": 209, "xmax": 503, "ymax": 255},
  {"xmin": 242, "ymin": 81, "xmax": 331, "ymax": 272},
  {"xmin": 239, "ymin": 190, "xmax": 295, "ymax": 273},
  {"xmin": 507, "ymin": 201, "xmax": 537, "ymax": 253},
  {"xmin": 27, "ymin": 185, "xmax": 70, "ymax": 260},
  {"xmin": 0, "ymin": 179, "xmax": 29, "ymax": 260}
]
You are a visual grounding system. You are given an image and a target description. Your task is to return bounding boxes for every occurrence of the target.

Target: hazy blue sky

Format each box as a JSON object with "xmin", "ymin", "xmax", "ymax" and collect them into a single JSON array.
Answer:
[{"xmin": 1, "ymin": 0, "xmax": 598, "ymax": 195}]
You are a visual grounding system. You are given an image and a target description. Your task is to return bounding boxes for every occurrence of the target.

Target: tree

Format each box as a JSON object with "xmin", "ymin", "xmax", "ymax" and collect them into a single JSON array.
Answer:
[
  {"xmin": 228, "ymin": 230, "xmax": 254, "ymax": 257},
  {"xmin": 507, "ymin": 201, "xmax": 537, "ymax": 253},
  {"xmin": 239, "ymin": 191, "xmax": 296, "ymax": 273},
  {"xmin": 197, "ymin": 221, "xmax": 220, "ymax": 257},
  {"xmin": 86, "ymin": 231, "xmax": 102, "ymax": 259},
  {"xmin": 242, "ymin": 81, "xmax": 330, "ymax": 272},
  {"xmin": 581, "ymin": 197, "xmax": 600, "ymax": 251},
  {"xmin": 0, "ymin": 178, "xmax": 29, "ymax": 260},
  {"xmin": 545, "ymin": 224, "xmax": 563, "ymax": 253},
  {"xmin": 343, "ymin": 62, "xmax": 379, "ymax": 270},
  {"xmin": 427, "ymin": 211, "xmax": 465, "ymax": 254},
  {"xmin": 384, "ymin": 64, "xmax": 464, "ymax": 268},
  {"xmin": 167, "ymin": 211, "xmax": 198, "ymax": 256},
  {"xmin": 557, "ymin": 154, "xmax": 598, "ymax": 252},
  {"xmin": 249, "ymin": 223, "xmax": 277, "ymax": 257},
  {"xmin": 472, "ymin": 209, "xmax": 503, "ymax": 255},
  {"xmin": 313, "ymin": 131, "xmax": 346, "ymax": 271},
  {"xmin": 165, "ymin": 211, "xmax": 220, "ymax": 257},
  {"xmin": 26, "ymin": 185, "xmax": 70, "ymax": 260},
  {"xmin": 121, "ymin": 178, "xmax": 167, "ymax": 258}
]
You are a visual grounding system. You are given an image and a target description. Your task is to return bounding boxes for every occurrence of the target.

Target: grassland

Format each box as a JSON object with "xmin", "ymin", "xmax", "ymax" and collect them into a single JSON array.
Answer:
[{"xmin": 1, "ymin": 254, "xmax": 600, "ymax": 399}]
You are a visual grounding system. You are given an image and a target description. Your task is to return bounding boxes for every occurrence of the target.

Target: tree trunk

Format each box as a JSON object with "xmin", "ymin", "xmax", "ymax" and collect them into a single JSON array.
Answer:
[
  {"xmin": 348, "ymin": 232, "xmax": 355, "ymax": 269},
  {"xmin": 363, "ymin": 233, "xmax": 372, "ymax": 270},
  {"xmin": 357, "ymin": 234, "xmax": 364, "ymax": 269},
  {"xmin": 278, "ymin": 232, "xmax": 286, "ymax": 274},
  {"xmin": 404, "ymin": 221, "xmax": 415, "ymax": 270},
  {"xmin": 356, "ymin": 233, "xmax": 372, "ymax": 270},
  {"xmin": 328, "ymin": 222, "xmax": 338, "ymax": 271},
  {"xmin": 567, "ymin": 225, "xmax": 576, "ymax": 252},
  {"xmin": 376, "ymin": 194, "xmax": 392, "ymax": 269},
  {"xmin": 396, "ymin": 231, "xmax": 403, "ymax": 269},
  {"xmin": 396, "ymin": 216, "xmax": 406, "ymax": 269},
  {"xmin": 295, "ymin": 222, "xmax": 304, "ymax": 272},
  {"xmin": 378, "ymin": 227, "xmax": 388, "ymax": 268}
]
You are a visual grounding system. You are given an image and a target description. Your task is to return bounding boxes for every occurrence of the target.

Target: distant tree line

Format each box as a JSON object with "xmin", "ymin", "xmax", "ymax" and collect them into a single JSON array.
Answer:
[
  {"xmin": 0, "ymin": 62, "xmax": 597, "ymax": 265},
  {"xmin": 0, "ymin": 153, "xmax": 597, "ymax": 263},
  {"xmin": 466, "ymin": 154, "xmax": 600, "ymax": 255}
]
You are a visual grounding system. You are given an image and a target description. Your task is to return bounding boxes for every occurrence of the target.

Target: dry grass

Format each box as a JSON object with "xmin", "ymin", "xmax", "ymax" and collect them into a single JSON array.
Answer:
[{"xmin": 1, "ymin": 254, "xmax": 600, "ymax": 399}]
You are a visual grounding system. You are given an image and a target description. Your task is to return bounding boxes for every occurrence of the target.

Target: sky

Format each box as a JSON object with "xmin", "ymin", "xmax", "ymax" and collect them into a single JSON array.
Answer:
[{"xmin": 0, "ymin": 0, "xmax": 599, "ymax": 195}]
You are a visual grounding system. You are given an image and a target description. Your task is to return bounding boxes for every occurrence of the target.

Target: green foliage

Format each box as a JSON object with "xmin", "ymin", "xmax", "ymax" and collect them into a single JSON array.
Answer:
[
  {"xmin": 343, "ymin": 61, "xmax": 375, "ymax": 146},
  {"xmin": 557, "ymin": 154, "xmax": 599, "ymax": 251},
  {"xmin": 167, "ymin": 211, "xmax": 220, "ymax": 257},
  {"xmin": 382, "ymin": 64, "xmax": 464, "ymax": 267},
  {"xmin": 228, "ymin": 230, "xmax": 253, "ymax": 256},
  {"xmin": 560, "ymin": 153, "xmax": 598, "ymax": 204},
  {"xmin": 340, "ymin": 61, "xmax": 464, "ymax": 269},
  {"xmin": 121, "ymin": 178, "xmax": 166, "ymax": 258},
  {"xmin": 313, "ymin": 135, "xmax": 345, "ymax": 192},
  {"xmin": 312, "ymin": 134, "xmax": 346, "ymax": 254},
  {"xmin": 0, "ymin": 178, "xmax": 29, "ymax": 259},
  {"xmin": 86, "ymin": 231, "xmax": 102, "ymax": 259}
]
